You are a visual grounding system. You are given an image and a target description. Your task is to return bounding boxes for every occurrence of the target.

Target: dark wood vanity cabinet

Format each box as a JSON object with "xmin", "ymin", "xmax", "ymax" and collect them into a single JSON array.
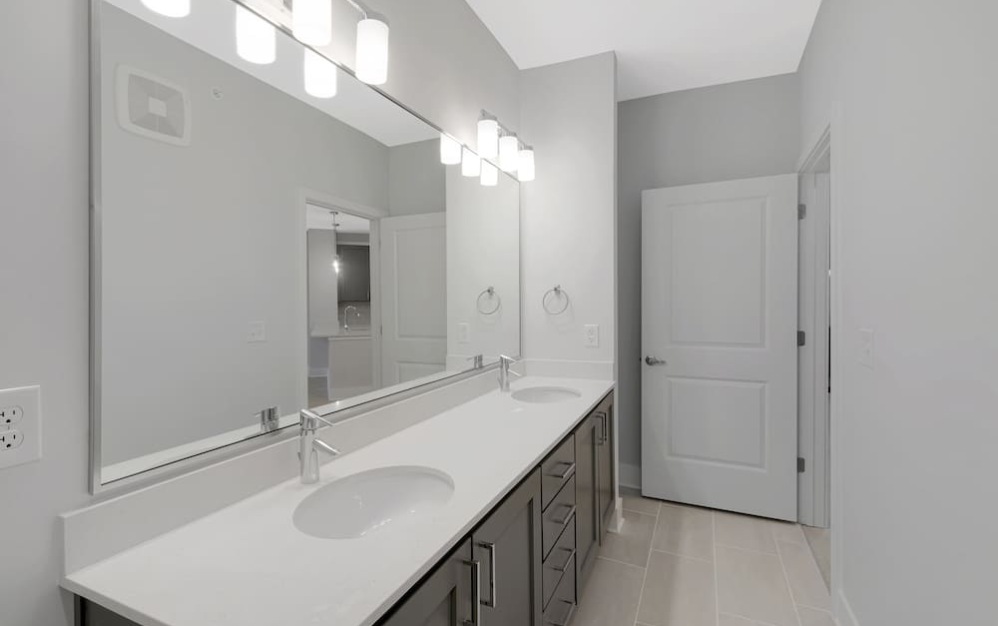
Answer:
[
  {"xmin": 378, "ymin": 539, "xmax": 476, "ymax": 626},
  {"xmin": 574, "ymin": 391, "xmax": 615, "ymax": 594}
]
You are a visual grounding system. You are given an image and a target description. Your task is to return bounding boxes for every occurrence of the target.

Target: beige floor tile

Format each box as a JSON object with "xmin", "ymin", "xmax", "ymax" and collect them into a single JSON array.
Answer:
[
  {"xmin": 778, "ymin": 540, "xmax": 831, "ymax": 611},
  {"xmin": 719, "ymin": 614, "xmax": 768, "ymax": 626},
  {"xmin": 623, "ymin": 494, "xmax": 662, "ymax": 516},
  {"xmin": 802, "ymin": 526, "xmax": 831, "ymax": 590},
  {"xmin": 637, "ymin": 551, "xmax": 716, "ymax": 626},
  {"xmin": 714, "ymin": 511, "xmax": 778, "ymax": 554},
  {"xmin": 651, "ymin": 504, "xmax": 714, "ymax": 561},
  {"xmin": 798, "ymin": 606, "xmax": 837, "ymax": 626},
  {"xmin": 716, "ymin": 545, "xmax": 799, "ymax": 626},
  {"xmin": 572, "ymin": 558, "xmax": 645, "ymax": 626},
  {"xmin": 600, "ymin": 510, "xmax": 657, "ymax": 567},
  {"xmin": 772, "ymin": 520, "xmax": 806, "ymax": 545}
]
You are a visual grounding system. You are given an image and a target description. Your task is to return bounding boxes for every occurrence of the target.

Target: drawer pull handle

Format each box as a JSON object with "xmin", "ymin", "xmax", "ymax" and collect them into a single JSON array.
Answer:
[
  {"xmin": 549, "ymin": 547, "xmax": 576, "ymax": 573},
  {"xmin": 544, "ymin": 599, "xmax": 576, "ymax": 626},
  {"xmin": 476, "ymin": 541, "xmax": 498, "ymax": 608},
  {"xmin": 546, "ymin": 461, "xmax": 576, "ymax": 480},
  {"xmin": 463, "ymin": 559, "xmax": 481, "ymax": 626},
  {"xmin": 552, "ymin": 504, "xmax": 577, "ymax": 527}
]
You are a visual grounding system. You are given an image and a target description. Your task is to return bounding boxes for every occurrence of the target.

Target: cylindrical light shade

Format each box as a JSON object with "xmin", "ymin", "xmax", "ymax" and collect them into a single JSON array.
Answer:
[
  {"xmin": 141, "ymin": 0, "xmax": 190, "ymax": 17},
  {"xmin": 461, "ymin": 148, "xmax": 481, "ymax": 177},
  {"xmin": 356, "ymin": 18, "xmax": 389, "ymax": 85},
  {"xmin": 304, "ymin": 49, "xmax": 338, "ymax": 98},
  {"xmin": 236, "ymin": 5, "xmax": 276, "ymax": 65},
  {"xmin": 477, "ymin": 118, "xmax": 499, "ymax": 159},
  {"xmin": 293, "ymin": 0, "xmax": 332, "ymax": 46},
  {"xmin": 518, "ymin": 147, "xmax": 535, "ymax": 182},
  {"xmin": 440, "ymin": 134, "xmax": 462, "ymax": 165},
  {"xmin": 499, "ymin": 134, "xmax": 519, "ymax": 173},
  {"xmin": 480, "ymin": 161, "xmax": 498, "ymax": 187}
]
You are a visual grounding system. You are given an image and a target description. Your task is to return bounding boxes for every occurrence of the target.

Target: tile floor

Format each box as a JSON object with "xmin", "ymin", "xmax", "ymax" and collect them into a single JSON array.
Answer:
[{"xmin": 573, "ymin": 494, "xmax": 837, "ymax": 626}]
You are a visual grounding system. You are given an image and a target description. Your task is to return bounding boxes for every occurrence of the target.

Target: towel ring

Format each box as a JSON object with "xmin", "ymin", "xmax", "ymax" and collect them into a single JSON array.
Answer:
[
  {"xmin": 542, "ymin": 285, "xmax": 570, "ymax": 315},
  {"xmin": 477, "ymin": 287, "xmax": 502, "ymax": 315}
]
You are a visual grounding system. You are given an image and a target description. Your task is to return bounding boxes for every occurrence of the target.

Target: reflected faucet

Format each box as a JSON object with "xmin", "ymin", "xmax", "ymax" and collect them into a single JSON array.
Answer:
[
  {"xmin": 299, "ymin": 409, "xmax": 341, "ymax": 484},
  {"xmin": 498, "ymin": 354, "xmax": 521, "ymax": 393},
  {"xmin": 343, "ymin": 305, "xmax": 359, "ymax": 331}
]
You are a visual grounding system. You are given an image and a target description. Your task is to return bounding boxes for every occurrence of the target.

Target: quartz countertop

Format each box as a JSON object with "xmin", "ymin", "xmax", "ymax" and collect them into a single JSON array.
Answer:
[{"xmin": 62, "ymin": 376, "xmax": 614, "ymax": 626}]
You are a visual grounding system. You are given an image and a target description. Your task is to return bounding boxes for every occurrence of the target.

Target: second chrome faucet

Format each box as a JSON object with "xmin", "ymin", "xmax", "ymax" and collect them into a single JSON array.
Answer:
[{"xmin": 498, "ymin": 354, "xmax": 521, "ymax": 393}]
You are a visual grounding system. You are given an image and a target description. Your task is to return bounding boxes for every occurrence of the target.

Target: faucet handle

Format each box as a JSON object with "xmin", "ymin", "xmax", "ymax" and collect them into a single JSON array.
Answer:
[
  {"xmin": 466, "ymin": 354, "xmax": 484, "ymax": 369},
  {"xmin": 499, "ymin": 354, "xmax": 518, "ymax": 365},
  {"xmin": 300, "ymin": 408, "xmax": 336, "ymax": 430}
]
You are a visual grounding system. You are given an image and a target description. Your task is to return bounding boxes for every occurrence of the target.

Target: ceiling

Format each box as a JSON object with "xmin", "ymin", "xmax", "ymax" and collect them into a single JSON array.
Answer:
[{"xmin": 464, "ymin": 0, "xmax": 823, "ymax": 101}]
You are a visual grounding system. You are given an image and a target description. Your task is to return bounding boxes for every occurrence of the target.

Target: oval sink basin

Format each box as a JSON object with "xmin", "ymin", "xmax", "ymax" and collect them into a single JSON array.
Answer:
[
  {"xmin": 294, "ymin": 466, "xmax": 454, "ymax": 539},
  {"xmin": 511, "ymin": 386, "xmax": 582, "ymax": 404}
]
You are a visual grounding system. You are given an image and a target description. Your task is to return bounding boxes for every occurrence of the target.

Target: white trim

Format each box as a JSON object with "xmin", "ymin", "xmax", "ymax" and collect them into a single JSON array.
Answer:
[
  {"xmin": 835, "ymin": 589, "xmax": 860, "ymax": 626},
  {"xmin": 618, "ymin": 461, "xmax": 641, "ymax": 490}
]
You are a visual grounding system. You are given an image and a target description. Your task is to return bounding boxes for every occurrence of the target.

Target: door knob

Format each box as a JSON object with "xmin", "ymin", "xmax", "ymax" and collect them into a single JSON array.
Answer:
[{"xmin": 644, "ymin": 356, "xmax": 666, "ymax": 366}]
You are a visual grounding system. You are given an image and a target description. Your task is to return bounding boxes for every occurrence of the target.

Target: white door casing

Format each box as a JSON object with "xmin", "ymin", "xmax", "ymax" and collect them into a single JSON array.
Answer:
[
  {"xmin": 379, "ymin": 213, "xmax": 448, "ymax": 385},
  {"xmin": 641, "ymin": 174, "xmax": 799, "ymax": 521}
]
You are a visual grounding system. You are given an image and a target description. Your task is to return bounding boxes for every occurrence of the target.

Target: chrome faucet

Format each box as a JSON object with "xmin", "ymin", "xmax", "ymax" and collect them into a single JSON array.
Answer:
[
  {"xmin": 299, "ymin": 409, "xmax": 341, "ymax": 484},
  {"xmin": 343, "ymin": 305, "xmax": 358, "ymax": 331},
  {"xmin": 498, "ymin": 354, "xmax": 521, "ymax": 393},
  {"xmin": 467, "ymin": 354, "xmax": 484, "ymax": 370}
]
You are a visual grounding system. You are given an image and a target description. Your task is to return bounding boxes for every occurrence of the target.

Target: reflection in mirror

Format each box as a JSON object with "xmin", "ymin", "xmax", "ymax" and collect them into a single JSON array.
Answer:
[{"xmin": 94, "ymin": 0, "xmax": 520, "ymax": 487}]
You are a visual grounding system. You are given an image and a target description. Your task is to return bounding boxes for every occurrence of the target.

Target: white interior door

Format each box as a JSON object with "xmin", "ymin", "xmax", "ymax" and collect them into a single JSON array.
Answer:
[
  {"xmin": 641, "ymin": 175, "xmax": 799, "ymax": 521},
  {"xmin": 380, "ymin": 213, "xmax": 447, "ymax": 385}
]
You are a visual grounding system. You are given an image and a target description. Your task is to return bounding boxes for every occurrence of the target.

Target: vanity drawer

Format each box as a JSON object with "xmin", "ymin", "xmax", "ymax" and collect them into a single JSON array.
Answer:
[
  {"xmin": 542, "ymin": 514, "xmax": 576, "ymax": 610},
  {"xmin": 541, "ymin": 434, "xmax": 576, "ymax": 510},
  {"xmin": 542, "ymin": 475, "xmax": 577, "ymax": 558},
  {"xmin": 543, "ymin": 550, "xmax": 577, "ymax": 626}
]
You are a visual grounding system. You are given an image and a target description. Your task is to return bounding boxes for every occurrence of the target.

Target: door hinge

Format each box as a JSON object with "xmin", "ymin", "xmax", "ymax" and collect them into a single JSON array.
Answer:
[
  {"xmin": 798, "ymin": 204, "xmax": 807, "ymax": 220},
  {"xmin": 798, "ymin": 457, "xmax": 806, "ymax": 473},
  {"xmin": 797, "ymin": 331, "xmax": 806, "ymax": 347}
]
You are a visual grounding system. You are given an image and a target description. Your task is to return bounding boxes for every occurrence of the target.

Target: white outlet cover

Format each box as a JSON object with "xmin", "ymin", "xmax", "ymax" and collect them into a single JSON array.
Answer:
[
  {"xmin": 859, "ymin": 328, "xmax": 875, "ymax": 370},
  {"xmin": 0, "ymin": 386, "xmax": 42, "ymax": 470},
  {"xmin": 584, "ymin": 324, "xmax": 600, "ymax": 348},
  {"xmin": 457, "ymin": 323, "xmax": 470, "ymax": 344},
  {"xmin": 247, "ymin": 321, "xmax": 267, "ymax": 343}
]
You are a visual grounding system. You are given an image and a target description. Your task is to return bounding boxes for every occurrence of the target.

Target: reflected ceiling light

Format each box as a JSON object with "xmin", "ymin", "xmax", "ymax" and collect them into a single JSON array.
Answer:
[
  {"xmin": 461, "ymin": 148, "xmax": 481, "ymax": 177},
  {"xmin": 499, "ymin": 133, "xmax": 519, "ymax": 173},
  {"xmin": 236, "ymin": 5, "xmax": 276, "ymax": 65},
  {"xmin": 440, "ymin": 134, "xmax": 462, "ymax": 165},
  {"xmin": 517, "ymin": 146, "xmax": 535, "ymax": 182},
  {"xmin": 477, "ymin": 114, "xmax": 499, "ymax": 159},
  {"xmin": 356, "ymin": 17, "xmax": 390, "ymax": 85},
  {"xmin": 480, "ymin": 161, "xmax": 498, "ymax": 187},
  {"xmin": 293, "ymin": 0, "xmax": 333, "ymax": 46},
  {"xmin": 304, "ymin": 49, "xmax": 338, "ymax": 99},
  {"xmin": 141, "ymin": 0, "xmax": 190, "ymax": 18}
]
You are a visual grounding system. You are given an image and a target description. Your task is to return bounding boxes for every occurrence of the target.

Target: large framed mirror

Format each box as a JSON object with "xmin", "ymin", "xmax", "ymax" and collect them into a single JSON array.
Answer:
[{"xmin": 91, "ymin": 0, "xmax": 521, "ymax": 490}]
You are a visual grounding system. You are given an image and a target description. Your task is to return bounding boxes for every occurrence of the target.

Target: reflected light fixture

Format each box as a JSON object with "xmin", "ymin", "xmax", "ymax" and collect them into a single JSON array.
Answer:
[
  {"xmin": 517, "ymin": 146, "xmax": 535, "ymax": 182},
  {"xmin": 440, "ymin": 134, "xmax": 462, "ymax": 165},
  {"xmin": 332, "ymin": 255, "xmax": 341, "ymax": 274},
  {"xmin": 461, "ymin": 148, "xmax": 481, "ymax": 178},
  {"xmin": 480, "ymin": 161, "xmax": 498, "ymax": 187},
  {"xmin": 293, "ymin": 0, "xmax": 332, "ymax": 46},
  {"xmin": 236, "ymin": 5, "xmax": 276, "ymax": 65},
  {"xmin": 499, "ymin": 133, "xmax": 519, "ymax": 173},
  {"xmin": 141, "ymin": 0, "xmax": 190, "ymax": 17},
  {"xmin": 477, "ymin": 114, "xmax": 499, "ymax": 159},
  {"xmin": 304, "ymin": 49, "xmax": 338, "ymax": 98},
  {"xmin": 356, "ymin": 16, "xmax": 390, "ymax": 85}
]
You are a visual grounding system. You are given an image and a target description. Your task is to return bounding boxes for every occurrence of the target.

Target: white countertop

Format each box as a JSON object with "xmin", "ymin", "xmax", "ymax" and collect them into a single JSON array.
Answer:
[{"xmin": 63, "ymin": 376, "xmax": 614, "ymax": 626}]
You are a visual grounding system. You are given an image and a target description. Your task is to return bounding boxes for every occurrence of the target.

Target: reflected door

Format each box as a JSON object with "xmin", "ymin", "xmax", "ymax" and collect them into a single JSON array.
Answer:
[
  {"xmin": 380, "ymin": 213, "xmax": 447, "ymax": 385},
  {"xmin": 641, "ymin": 175, "xmax": 799, "ymax": 521}
]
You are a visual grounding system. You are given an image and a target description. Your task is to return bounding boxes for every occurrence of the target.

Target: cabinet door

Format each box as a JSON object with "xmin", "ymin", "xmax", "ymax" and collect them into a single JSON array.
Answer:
[
  {"xmin": 597, "ymin": 399, "xmax": 616, "ymax": 533},
  {"xmin": 574, "ymin": 414, "xmax": 600, "ymax": 590},
  {"xmin": 472, "ymin": 469, "xmax": 543, "ymax": 626},
  {"xmin": 379, "ymin": 539, "xmax": 475, "ymax": 626}
]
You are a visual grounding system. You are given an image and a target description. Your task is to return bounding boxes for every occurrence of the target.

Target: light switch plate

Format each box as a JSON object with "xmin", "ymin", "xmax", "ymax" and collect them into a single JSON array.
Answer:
[
  {"xmin": 0, "ymin": 385, "xmax": 42, "ymax": 470},
  {"xmin": 584, "ymin": 324, "xmax": 600, "ymax": 348},
  {"xmin": 457, "ymin": 323, "xmax": 470, "ymax": 344},
  {"xmin": 859, "ymin": 328, "xmax": 875, "ymax": 369}
]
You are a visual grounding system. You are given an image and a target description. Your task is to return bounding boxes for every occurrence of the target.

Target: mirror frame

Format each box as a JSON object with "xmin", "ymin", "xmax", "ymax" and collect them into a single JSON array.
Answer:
[{"xmin": 88, "ymin": 0, "xmax": 521, "ymax": 495}]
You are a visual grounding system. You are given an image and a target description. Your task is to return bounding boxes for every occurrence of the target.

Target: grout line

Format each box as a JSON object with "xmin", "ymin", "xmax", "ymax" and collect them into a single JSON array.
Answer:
[
  {"xmin": 720, "ymin": 611, "xmax": 785, "ymax": 626},
  {"xmin": 712, "ymin": 511, "xmax": 720, "ymax": 626},
  {"xmin": 596, "ymin": 555, "xmax": 647, "ymax": 571},
  {"xmin": 713, "ymin": 542, "xmax": 780, "ymax": 557},
  {"xmin": 648, "ymin": 547, "xmax": 714, "ymax": 565},
  {"xmin": 773, "ymin": 527, "xmax": 804, "ymax": 626},
  {"xmin": 631, "ymin": 497, "xmax": 659, "ymax": 626}
]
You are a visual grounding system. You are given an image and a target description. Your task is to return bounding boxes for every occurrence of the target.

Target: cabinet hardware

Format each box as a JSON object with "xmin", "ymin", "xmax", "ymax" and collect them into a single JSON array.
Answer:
[
  {"xmin": 476, "ymin": 541, "xmax": 498, "ymax": 608},
  {"xmin": 596, "ymin": 412, "xmax": 608, "ymax": 445},
  {"xmin": 546, "ymin": 461, "xmax": 576, "ymax": 480},
  {"xmin": 549, "ymin": 547, "xmax": 576, "ymax": 573},
  {"xmin": 463, "ymin": 559, "xmax": 481, "ymax": 626},
  {"xmin": 553, "ymin": 504, "xmax": 577, "ymax": 527},
  {"xmin": 544, "ymin": 599, "xmax": 576, "ymax": 626}
]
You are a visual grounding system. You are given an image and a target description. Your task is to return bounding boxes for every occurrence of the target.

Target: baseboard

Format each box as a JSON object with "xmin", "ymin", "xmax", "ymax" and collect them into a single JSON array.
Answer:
[
  {"xmin": 835, "ymin": 589, "xmax": 860, "ymax": 626},
  {"xmin": 309, "ymin": 368, "xmax": 328, "ymax": 378},
  {"xmin": 619, "ymin": 462, "xmax": 641, "ymax": 491}
]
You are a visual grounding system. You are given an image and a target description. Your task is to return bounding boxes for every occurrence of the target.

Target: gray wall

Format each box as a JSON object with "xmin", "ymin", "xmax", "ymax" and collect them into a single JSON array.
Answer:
[
  {"xmin": 0, "ymin": 1, "xmax": 520, "ymax": 625},
  {"xmin": 389, "ymin": 139, "xmax": 446, "ymax": 216},
  {"xmin": 798, "ymin": 1, "xmax": 998, "ymax": 624},
  {"xmin": 616, "ymin": 74, "xmax": 801, "ymax": 484}
]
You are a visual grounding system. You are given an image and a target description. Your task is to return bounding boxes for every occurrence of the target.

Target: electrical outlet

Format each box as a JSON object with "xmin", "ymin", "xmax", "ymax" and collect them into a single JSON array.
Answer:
[
  {"xmin": 457, "ymin": 323, "xmax": 470, "ymax": 344},
  {"xmin": 0, "ymin": 430, "xmax": 23, "ymax": 450},
  {"xmin": 0, "ymin": 405, "xmax": 24, "ymax": 427},
  {"xmin": 584, "ymin": 324, "xmax": 600, "ymax": 348},
  {"xmin": 247, "ymin": 321, "xmax": 267, "ymax": 343},
  {"xmin": 0, "ymin": 386, "xmax": 41, "ymax": 470},
  {"xmin": 859, "ymin": 328, "xmax": 875, "ymax": 369}
]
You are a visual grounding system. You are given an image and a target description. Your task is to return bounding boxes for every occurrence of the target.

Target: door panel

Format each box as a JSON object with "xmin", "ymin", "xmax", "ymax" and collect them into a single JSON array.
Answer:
[
  {"xmin": 641, "ymin": 175, "xmax": 798, "ymax": 521},
  {"xmin": 377, "ymin": 540, "xmax": 474, "ymax": 626},
  {"xmin": 574, "ymin": 415, "xmax": 599, "ymax": 590},
  {"xmin": 597, "ymin": 404, "xmax": 615, "ymax": 530}
]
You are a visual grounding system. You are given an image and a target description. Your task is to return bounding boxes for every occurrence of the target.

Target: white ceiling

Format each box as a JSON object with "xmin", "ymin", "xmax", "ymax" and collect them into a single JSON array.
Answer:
[{"xmin": 464, "ymin": 0, "xmax": 822, "ymax": 101}]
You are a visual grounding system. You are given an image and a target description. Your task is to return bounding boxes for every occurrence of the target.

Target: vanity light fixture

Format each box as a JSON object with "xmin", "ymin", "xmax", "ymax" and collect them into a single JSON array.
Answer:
[
  {"xmin": 355, "ymin": 16, "xmax": 390, "ymax": 85},
  {"xmin": 477, "ymin": 113, "xmax": 500, "ymax": 159},
  {"xmin": 236, "ymin": 5, "xmax": 276, "ymax": 65},
  {"xmin": 141, "ymin": 0, "xmax": 190, "ymax": 18},
  {"xmin": 517, "ymin": 145, "xmax": 535, "ymax": 182},
  {"xmin": 498, "ymin": 132, "xmax": 520, "ymax": 173},
  {"xmin": 480, "ymin": 160, "xmax": 498, "ymax": 187},
  {"xmin": 461, "ymin": 148, "xmax": 481, "ymax": 177},
  {"xmin": 440, "ymin": 134, "xmax": 462, "ymax": 165},
  {"xmin": 304, "ymin": 49, "xmax": 338, "ymax": 98},
  {"xmin": 332, "ymin": 254, "xmax": 341, "ymax": 274},
  {"xmin": 293, "ymin": 0, "xmax": 333, "ymax": 46}
]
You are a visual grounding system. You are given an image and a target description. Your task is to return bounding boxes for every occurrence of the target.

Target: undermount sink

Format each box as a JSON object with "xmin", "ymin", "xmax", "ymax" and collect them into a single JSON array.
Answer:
[
  {"xmin": 511, "ymin": 386, "xmax": 582, "ymax": 404},
  {"xmin": 293, "ymin": 466, "xmax": 454, "ymax": 539}
]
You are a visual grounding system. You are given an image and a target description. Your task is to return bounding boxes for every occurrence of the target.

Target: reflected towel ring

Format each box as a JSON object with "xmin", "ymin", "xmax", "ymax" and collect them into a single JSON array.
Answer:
[
  {"xmin": 477, "ymin": 287, "xmax": 502, "ymax": 315},
  {"xmin": 542, "ymin": 285, "xmax": 570, "ymax": 315}
]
